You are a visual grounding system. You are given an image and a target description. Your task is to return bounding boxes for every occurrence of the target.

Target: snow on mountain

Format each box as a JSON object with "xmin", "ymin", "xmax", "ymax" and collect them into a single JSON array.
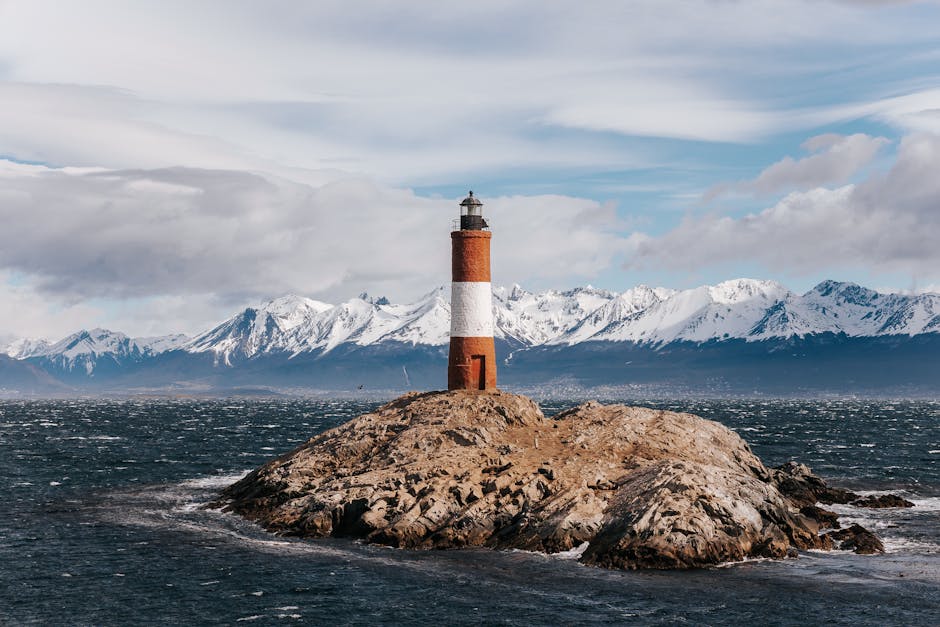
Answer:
[
  {"xmin": 260, "ymin": 294, "xmax": 334, "ymax": 330},
  {"xmin": 291, "ymin": 289, "xmax": 450, "ymax": 353},
  {"xmin": 874, "ymin": 293, "xmax": 940, "ymax": 335},
  {"xmin": 300, "ymin": 296, "xmax": 381, "ymax": 353},
  {"xmin": 802, "ymin": 281, "xmax": 891, "ymax": 335},
  {"xmin": 26, "ymin": 328, "xmax": 190, "ymax": 374},
  {"xmin": 7, "ymin": 280, "xmax": 939, "ymax": 372},
  {"xmin": 560, "ymin": 279, "xmax": 940, "ymax": 345},
  {"xmin": 136, "ymin": 334, "xmax": 191, "ymax": 354},
  {"xmin": 3, "ymin": 337, "xmax": 52, "ymax": 359},
  {"xmin": 799, "ymin": 280, "xmax": 940, "ymax": 336},
  {"xmin": 185, "ymin": 288, "xmax": 451, "ymax": 364},
  {"xmin": 747, "ymin": 281, "xmax": 940, "ymax": 339},
  {"xmin": 352, "ymin": 287, "xmax": 451, "ymax": 347},
  {"xmin": 558, "ymin": 285, "xmax": 676, "ymax": 344},
  {"xmin": 493, "ymin": 285, "xmax": 617, "ymax": 345},
  {"xmin": 185, "ymin": 294, "xmax": 333, "ymax": 364},
  {"xmin": 186, "ymin": 284, "xmax": 614, "ymax": 364},
  {"xmin": 560, "ymin": 279, "xmax": 792, "ymax": 345}
]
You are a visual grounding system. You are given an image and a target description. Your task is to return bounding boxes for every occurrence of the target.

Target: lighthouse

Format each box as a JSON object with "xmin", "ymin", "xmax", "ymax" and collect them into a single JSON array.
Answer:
[{"xmin": 448, "ymin": 191, "xmax": 497, "ymax": 391}]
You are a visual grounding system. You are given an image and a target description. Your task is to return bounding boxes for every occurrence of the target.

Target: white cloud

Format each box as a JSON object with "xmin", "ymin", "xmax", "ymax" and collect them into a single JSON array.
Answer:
[
  {"xmin": 0, "ymin": 272, "xmax": 107, "ymax": 340},
  {"xmin": 811, "ymin": 88, "xmax": 940, "ymax": 136},
  {"xmin": 706, "ymin": 133, "xmax": 890, "ymax": 198},
  {"xmin": 543, "ymin": 92, "xmax": 775, "ymax": 143},
  {"xmin": 877, "ymin": 283, "xmax": 940, "ymax": 296},
  {"xmin": 831, "ymin": 1, "xmax": 923, "ymax": 6},
  {"xmin": 0, "ymin": 160, "xmax": 631, "ymax": 337},
  {"xmin": 627, "ymin": 133, "xmax": 940, "ymax": 282},
  {"xmin": 2, "ymin": 1, "xmax": 940, "ymax": 336},
  {"xmin": 0, "ymin": 0, "xmax": 937, "ymax": 183}
]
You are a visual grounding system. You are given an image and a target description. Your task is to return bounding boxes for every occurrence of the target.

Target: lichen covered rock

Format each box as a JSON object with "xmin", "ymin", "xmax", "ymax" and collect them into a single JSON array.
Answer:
[{"xmin": 216, "ymin": 390, "xmax": 867, "ymax": 569}]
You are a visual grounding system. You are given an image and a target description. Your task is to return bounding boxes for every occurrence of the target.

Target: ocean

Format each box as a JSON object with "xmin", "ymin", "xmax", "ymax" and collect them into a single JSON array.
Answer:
[{"xmin": 1, "ymin": 397, "xmax": 937, "ymax": 625}]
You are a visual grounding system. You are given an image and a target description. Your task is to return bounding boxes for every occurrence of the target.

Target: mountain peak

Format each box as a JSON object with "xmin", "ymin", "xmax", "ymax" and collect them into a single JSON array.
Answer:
[
  {"xmin": 421, "ymin": 285, "xmax": 447, "ymax": 298},
  {"xmin": 261, "ymin": 294, "xmax": 332, "ymax": 314},
  {"xmin": 810, "ymin": 279, "xmax": 848, "ymax": 296},
  {"xmin": 709, "ymin": 279, "xmax": 789, "ymax": 304},
  {"xmin": 3, "ymin": 337, "xmax": 52, "ymax": 359},
  {"xmin": 509, "ymin": 284, "xmax": 529, "ymax": 300},
  {"xmin": 88, "ymin": 327, "xmax": 124, "ymax": 338},
  {"xmin": 59, "ymin": 328, "xmax": 126, "ymax": 348},
  {"xmin": 11, "ymin": 280, "xmax": 939, "ymax": 375},
  {"xmin": 809, "ymin": 280, "xmax": 880, "ymax": 306},
  {"xmin": 357, "ymin": 292, "xmax": 390, "ymax": 306}
]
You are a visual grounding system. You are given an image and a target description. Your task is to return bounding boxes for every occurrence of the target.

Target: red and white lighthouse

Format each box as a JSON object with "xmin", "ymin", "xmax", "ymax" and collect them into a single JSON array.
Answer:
[{"xmin": 448, "ymin": 191, "xmax": 497, "ymax": 391}]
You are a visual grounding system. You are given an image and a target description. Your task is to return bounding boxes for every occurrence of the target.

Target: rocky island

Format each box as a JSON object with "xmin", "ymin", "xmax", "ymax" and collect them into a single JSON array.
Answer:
[{"xmin": 215, "ymin": 390, "xmax": 910, "ymax": 569}]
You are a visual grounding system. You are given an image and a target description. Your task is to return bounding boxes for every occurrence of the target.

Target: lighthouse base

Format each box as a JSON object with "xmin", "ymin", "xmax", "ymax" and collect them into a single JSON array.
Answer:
[{"xmin": 447, "ymin": 336, "xmax": 497, "ymax": 391}]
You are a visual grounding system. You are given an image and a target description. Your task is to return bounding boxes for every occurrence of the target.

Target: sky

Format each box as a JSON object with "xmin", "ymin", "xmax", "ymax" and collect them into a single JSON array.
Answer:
[{"xmin": 2, "ymin": 0, "xmax": 940, "ymax": 340}]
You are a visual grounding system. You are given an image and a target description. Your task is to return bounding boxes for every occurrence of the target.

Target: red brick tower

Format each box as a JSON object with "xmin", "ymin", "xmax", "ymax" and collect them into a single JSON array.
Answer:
[{"xmin": 448, "ymin": 191, "xmax": 497, "ymax": 391}]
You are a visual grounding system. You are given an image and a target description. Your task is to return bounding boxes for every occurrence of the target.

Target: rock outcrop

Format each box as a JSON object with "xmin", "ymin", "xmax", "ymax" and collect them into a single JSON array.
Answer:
[
  {"xmin": 770, "ymin": 462, "xmax": 914, "ymax": 511},
  {"xmin": 216, "ymin": 390, "xmax": 893, "ymax": 569},
  {"xmin": 829, "ymin": 524, "xmax": 886, "ymax": 554},
  {"xmin": 771, "ymin": 461, "xmax": 859, "ymax": 507},
  {"xmin": 851, "ymin": 494, "xmax": 915, "ymax": 509}
]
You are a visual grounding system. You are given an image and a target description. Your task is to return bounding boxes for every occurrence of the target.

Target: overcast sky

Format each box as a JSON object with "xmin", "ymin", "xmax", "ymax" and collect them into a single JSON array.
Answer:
[{"xmin": 2, "ymin": 0, "xmax": 940, "ymax": 340}]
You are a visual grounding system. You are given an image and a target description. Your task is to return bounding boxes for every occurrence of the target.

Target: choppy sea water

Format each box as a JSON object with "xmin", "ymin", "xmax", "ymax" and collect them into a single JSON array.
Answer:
[{"xmin": 1, "ymin": 398, "xmax": 937, "ymax": 626}]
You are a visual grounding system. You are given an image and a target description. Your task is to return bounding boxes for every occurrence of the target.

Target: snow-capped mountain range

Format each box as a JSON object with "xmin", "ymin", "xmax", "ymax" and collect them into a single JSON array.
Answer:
[
  {"xmin": 4, "ymin": 279, "xmax": 939, "ymax": 375},
  {"xmin": 6, "ymin": 329, "xmax": 190, "ymax": 375},
  {"xmin": 554, "ymin": 279, "xmax": 940, "ymax": 345}
]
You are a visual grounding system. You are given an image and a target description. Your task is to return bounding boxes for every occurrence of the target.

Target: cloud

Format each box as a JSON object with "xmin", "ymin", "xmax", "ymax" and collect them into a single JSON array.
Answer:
[
  {"xmin": 831, "ymin": 1, "xmax": 921, "ymax": 6},
  {"xmin": 627, "ymin": 133, "xmax": 940, "ymax": 281},
  {"xmin": 0, "ymin": 271, "xmax": 107, "ymax": 340},
  {"xmin": 0, "ymin": 160, "xmax": 630, "ymax": 335},
  {"xmin": 3, "ymin": 2, "xmax": 940, "ymax": 337},
  {"xmin": 0, "ymin": 1, "xmax": 938, "ymax": 184},
  {"xmin": 859, "ymin": 88, "xmax": 940, "ymax": 135},
  {"xmin": 542, "ymin": 90, "xmax": 775, "ymax": 143},
  {"xmin": 706, "ymin": 133, "xmax": 890, "ymax": 198}
]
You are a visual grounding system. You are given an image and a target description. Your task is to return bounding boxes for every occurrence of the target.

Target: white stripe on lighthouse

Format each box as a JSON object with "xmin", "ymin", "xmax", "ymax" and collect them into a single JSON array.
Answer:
[{"xmin": 450, "ymin": 282, "xmax": 494, "ymax": 337}]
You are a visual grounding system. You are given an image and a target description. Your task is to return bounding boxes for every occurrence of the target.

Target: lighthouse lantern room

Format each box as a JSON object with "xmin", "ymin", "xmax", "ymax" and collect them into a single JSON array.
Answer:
[
  {"xmin": 459, "ymin": 190, "xmax": 487, "ymax": 230},
  {"xmin": 448, "ymin": 191, "xmax": 497, "ymax": 391}
]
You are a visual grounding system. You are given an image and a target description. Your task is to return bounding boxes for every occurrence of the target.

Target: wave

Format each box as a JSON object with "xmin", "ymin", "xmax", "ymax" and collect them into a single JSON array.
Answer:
[
  {"xmin": 824, "ymin": 494, "xmax": 940, "ymax": 555},
  {"xmin": 90, "ymin": 470, "xmax": 940, "ymax": 591},
  {"xmin": 909, "ymin": 496, "xmax": 940, "ymax": 512},
  {"xmin": 881, "ymin": 537, "xmax": 940, "ymax": 555},
  {"xmin": 88, "ymin": 476, "xmax": 493, "ymax": 579},
  {"xmin": 507, "ymin": 541, "xmax": 590, "ymax": 561},
  {"xmin": 61, "ymin": 435, "xmax": 123, "ymax": 441},
  {"xmin": 714, "ymin": 556, "xmax": 774, "ymax": 568},
  {"xmin": 178, "ymin": 471, "xmax": 252, "ymax": 490},
  {"xmin": 552, "ymin": 541, "xmax": 590, "ymax": 560}
]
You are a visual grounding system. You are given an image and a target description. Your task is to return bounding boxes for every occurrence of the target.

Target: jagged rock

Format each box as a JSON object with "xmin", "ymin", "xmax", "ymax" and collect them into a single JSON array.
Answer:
[
  {"xmin": 852, "ymin": 494, "xmax": 915, "ymax": 509},
  {"xmin": 771, "ymin": 461, "xmax": 860, "ymax": 507},
  {"xmin": 215, "ymin": 390, "xmax": 871, "ymax": 569},
  {"xmin": 800, "ymin": 505, "xmax": 840, "ymax": 529},
  {"xmin": 829, "ymin": 524, "xmax": 885, "ymax": 554}
]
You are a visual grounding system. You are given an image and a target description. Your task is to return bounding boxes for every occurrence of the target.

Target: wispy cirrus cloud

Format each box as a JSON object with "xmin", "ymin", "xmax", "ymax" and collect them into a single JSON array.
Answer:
[{"xmin": 1, "ymin": 1, "xmax": 938, "ymax": 181}]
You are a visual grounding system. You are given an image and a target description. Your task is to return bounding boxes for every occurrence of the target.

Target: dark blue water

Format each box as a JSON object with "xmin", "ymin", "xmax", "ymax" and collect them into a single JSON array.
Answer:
[{"xmin": 1, "ymin": 398, "xmax": 938, "ymax": 625}]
